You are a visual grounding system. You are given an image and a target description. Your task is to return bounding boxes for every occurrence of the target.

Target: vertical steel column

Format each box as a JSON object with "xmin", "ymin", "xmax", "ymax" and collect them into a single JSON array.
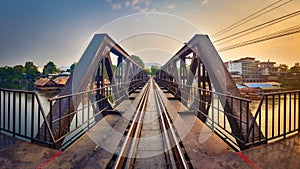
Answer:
[
  {"xmin": 101, "ymin": 57, "xmax": 105, "ymax": 97},
  {"xmin": 180, "ymin": 57, "xmax": 187, "ymax": 106},
  {"xmin": 117, "ymin": 56, "xmax": 123, "ymax": 88}
]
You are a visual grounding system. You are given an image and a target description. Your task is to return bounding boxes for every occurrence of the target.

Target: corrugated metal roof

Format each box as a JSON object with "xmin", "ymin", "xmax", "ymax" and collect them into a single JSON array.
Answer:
[
  {"xmin": 34, "ymin": 78, "xmax": 52, "ymax": 86},
  {"xmin": 54, "ymin": 76, "xmax": 69, "ymax": 85},
  {"xmin": 244, "ymin": 83, "xmax": 282, "ymax": 90},
  {"xmin": 236, "ymin": 84, "xmax": 245, "ymax": 89},
  {"xmin": 244, "ymin": 83, "xmax": 272, "ymax": 88}
]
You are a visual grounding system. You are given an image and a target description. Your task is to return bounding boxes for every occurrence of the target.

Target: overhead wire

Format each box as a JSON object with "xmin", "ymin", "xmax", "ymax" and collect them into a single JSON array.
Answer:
[
  {"xmin": 212, "ymin": 0, "xmax": 294, "ymax": 38},
  {"xmin": 213, "ymin": 10, "xmax": 300, "ymax": 45},
  {"xmin": 218, "ymin": 24, "xmax": 300, "ymax": 52}
]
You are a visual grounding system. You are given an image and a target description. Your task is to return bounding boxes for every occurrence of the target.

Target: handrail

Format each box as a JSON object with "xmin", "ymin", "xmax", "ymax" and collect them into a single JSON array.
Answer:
[
  {"xmin": 262, "ymin": 90, "xmax": 300, "ymax": 95},
  {"xmin": 244, "ymin": 95, "xmax": 265, "ymax": 143},
  {"xmin": 0, "ymin": 89, "xmax": 55, "ymax": 146},
  {"xmin": 156, "ymin": 78, "xmax": 300, "ymax": 149},
  {"xmin": 0, "ymin": 88, "xmax": 37, "ymax": 94},
  {"xmin": 48, "ymin": 79, "xmax": 145, "ymax": 101},
  {"xmin": 33, "ymin": 93, "xmax": 55, "ymax": 143},
  {"xmin": 157, "ymin": 79, "xmax": 252, "ymax": 102}
]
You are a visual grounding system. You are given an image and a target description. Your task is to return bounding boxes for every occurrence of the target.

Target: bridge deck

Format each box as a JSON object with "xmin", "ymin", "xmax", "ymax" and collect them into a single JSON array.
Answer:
[
  {"xmin": 156, "ymin": 86, "xmax": 249, "ymax": 168},
  {"xmin": 1, "ymin": 132, "xmax": 300, "ymax": 168},
  {"xmin": 1, "ymin": 85, "xmax": 300, "ymax": 168}
]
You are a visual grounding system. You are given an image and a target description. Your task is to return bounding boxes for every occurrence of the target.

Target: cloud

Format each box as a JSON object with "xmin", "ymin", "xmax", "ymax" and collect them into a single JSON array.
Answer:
[
  {"xmin": 125, "ymin": 1, "xmax": 131, "ymax": 7},
  {"xmin": 129, "ymin": 0, "xmax": 155, "ymax": 13},
  {"xmin": 166, "ymin": 3, "xmax": 176, "ymax": 9},
  {"xmin": 106, "ymin": 0, "xmax": 171, "ymax": 12},
  {"xmin": 132, "ymin": 6, "xmax": 146, "ymax": 13},
  {"xmin": 201, "ymin": 0, "xmax": 209, "ymax": 5},
  {"xmin": 112, "ymin": 2, "xmax": 122, "ymax": 10},
  {"xmin": 132, "ymin": 0, "xmax": 140, "ymax": 6}
]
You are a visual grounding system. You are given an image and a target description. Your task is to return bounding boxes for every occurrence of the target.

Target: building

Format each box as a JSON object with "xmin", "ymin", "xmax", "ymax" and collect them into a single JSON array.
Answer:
[
  {"xmin": 229, "ymin": 71, "xmax": 243, "ymax": 84},
  {"xmin": 259, "ymin": 60, "xmax": 279, "ymax": 82},
  {"xmin": 34, "ymin": 78, "xmax": 59, "ymax": 91},
  {"xmin": 237, "ymin": 82, "xmax": 282, "ymax": 98},
  {"xmin": 53, "ymin": 76, "xmax": 69, "ymax": 88},
  {"xmin": 227, "ymin": 57, "xmax": 279, "ymax": 83},
  {"xmin": 227, "ymin": 57, "xmax": 262, "ymax": 83},
  {"xmin": 34, "ymin": 77, "xmax": 69, "ymax": 91}
]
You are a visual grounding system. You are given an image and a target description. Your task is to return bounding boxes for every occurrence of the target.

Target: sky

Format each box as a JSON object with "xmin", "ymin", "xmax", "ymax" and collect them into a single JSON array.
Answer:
[{"xmin": 0, "ymin": 0, "xmax": 299, "ymax": 68}]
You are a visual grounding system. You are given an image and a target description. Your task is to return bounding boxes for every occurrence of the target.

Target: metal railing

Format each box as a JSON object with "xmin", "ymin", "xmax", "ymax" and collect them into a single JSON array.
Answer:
[
  {"xmin": 47, "ymin": 79, "xmax": 148, "ymax": 148},
  {"xmin": 0, "ymin": 88, "xmax": 54, "ymax": 146},
  {"xmin": 156, "ymin": 79, "xmax": 300, "ymax": 150},
  {"xmin": 156, "ymin": 79, "xmax": 252, "ymax": 150},
  {"xmin": 0, "ymin": 78, "xmax": 148, "ymax": 149},
  {"xmin": 245, "ymin": 90, "xmax": 300, "ymax": 147}
]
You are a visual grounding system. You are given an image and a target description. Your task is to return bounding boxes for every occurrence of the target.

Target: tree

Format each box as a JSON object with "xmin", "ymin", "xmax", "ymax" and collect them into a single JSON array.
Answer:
[
  {"xmin": 151, "ymin": 66, "xmax": 160, "ymax": 76},
  {"xmin": 1, "ymin": 66, "xmax": 14, "ymax": 81},
  {"xmin": 43, "ymin": 61, "xmax": 59, "ymax": 75},
  {"xmin": 290, "ymin": 62, "xmax": 300, "ymax": 73},
  {"xmin": 0, "ymin": 65, "xmax": 26, "ymax": 82},
  {"xmin": 13, "ymin": 65, "xmax": 25, "ymax": 80},
  {"xmin": 25, "ymin": 61, "xmax": 39, "ymax": 81},
  {"xmin": 130, "ymin": 55, "xmax": 145, "ymax": 68},
  {"xmin": 69, "ymin": 62, "xmax": 76, "ymax": 73},
  {"xmin": 278, "ymin": 64, "xmax": 288, "ymax": 73},
  {"xmin": 144, "ymin": 68, "xmax": 151, "ymax": 75}
]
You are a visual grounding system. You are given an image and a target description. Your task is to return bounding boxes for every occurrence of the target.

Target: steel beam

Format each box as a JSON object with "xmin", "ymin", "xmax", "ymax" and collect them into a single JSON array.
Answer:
[
  {"xmin": 157, "ymin": 34, "xmax": 263, "ymax": 149},
  {"xmin": 38, "ymin": 34, "xmax": 148, "ymax": 148}
]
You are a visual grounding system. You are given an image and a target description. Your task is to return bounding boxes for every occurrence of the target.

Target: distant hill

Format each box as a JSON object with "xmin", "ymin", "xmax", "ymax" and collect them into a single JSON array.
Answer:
[{"xmin": 145, "ymin": 63, "xmax": 162, "ymax": 69}]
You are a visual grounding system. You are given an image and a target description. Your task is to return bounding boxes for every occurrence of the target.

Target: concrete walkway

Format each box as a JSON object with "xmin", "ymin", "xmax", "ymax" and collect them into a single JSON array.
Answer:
[
  {"xmin": 1, "ymin": 130, "xmax": 299, "ymax": 168},
  {"xmin": 0, "ymin": 133, "xmax": 57, "ymax": 169}
]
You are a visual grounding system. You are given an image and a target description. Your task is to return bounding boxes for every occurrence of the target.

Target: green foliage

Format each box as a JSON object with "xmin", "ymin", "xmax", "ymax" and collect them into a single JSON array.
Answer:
[
  {"xmin": 278, "ymin": 64, "xmax": 289, "ymax": 73},
  {"xmin": 112, "ymin": 65, "xmax": 117, "ymax": 72},
  {"xmin": 290, "ymin": 62, "xmax": 300, "ymax": 73},
  {"xmin": 70, "ymin": 62, "xmax": 76, "ymax": 73},
  {"xmin": 129, "ymin": 55, "xmax": 145, "ymax": 68},
  {"xmin": 279, "ymin": 75, "xmax": 300, "ymax": 90},
  {"xmin": 13, "ymin": 65, "xmax": 26, "ymax": 80},
  {"xmin": 25, "ymin": 62, "xmax": 39, "ymax": 81},
  {"xmin": 0, "ymin": 62, "xmax": 38, "ymax": 83},
  {"xmin": 151, "ymin": 66, "xmax": 160, "ymax": 76},
  {"xmin": 144, "ymin": 68, "xmax": 151, "ymax": 75},
  {"xmin": 43, "ymin": 61, "xmax": 59, "ymax": 75}
]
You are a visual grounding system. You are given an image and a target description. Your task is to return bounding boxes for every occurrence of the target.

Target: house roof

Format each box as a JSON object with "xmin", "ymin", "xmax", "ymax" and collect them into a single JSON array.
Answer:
[
  {"xmin": 244, "ymin": 83, "xmax": 281, "ymax": 90},
  {"xmin": 244, "ymin": 83, "xmax": 272, "ymax": 88},
  {"xmin": 54, "ymin": 76, "xmax": 69, "ymax": 85},
  {"xmin": 34, "ymin": 78, "xmax": 52, "ymax": 86},
  {"xmin": 236, "ymin": 84, "xmax": 246, "ymax": 89},
  {"xmin": 266, "ymin": 82, "xmax": 281, "ymax": 86}
]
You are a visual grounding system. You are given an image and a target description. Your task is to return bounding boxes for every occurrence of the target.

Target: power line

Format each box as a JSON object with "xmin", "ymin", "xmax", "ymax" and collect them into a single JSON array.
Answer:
[
  {"xmin": 218, "ymin": 25, "xmax": 300, "ymax": 52},
  {"xmin": 212, "ymin": 0, "xmax": 294, "ymax": 38},
  {"xmin": 213, "ymin": 10, "xmax": 300, "ymax": 45},
  {"xmin": 212, "ymin": 0, "xmax": 283, "ymax": 37}
]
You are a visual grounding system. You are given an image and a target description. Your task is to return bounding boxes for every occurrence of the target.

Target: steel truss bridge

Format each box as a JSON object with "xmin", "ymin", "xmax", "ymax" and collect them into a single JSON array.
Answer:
[{"xmin": 0, "ymin": 34, "xmax": 299, "ymax": 152}]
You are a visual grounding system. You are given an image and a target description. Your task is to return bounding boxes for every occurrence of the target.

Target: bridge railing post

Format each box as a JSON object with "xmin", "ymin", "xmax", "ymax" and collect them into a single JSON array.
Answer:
[
  {"xmin": 298, "ymin": 91, "xmax": 300, "ymax": 133},
  {"xmin": 49, "ymin": 100, "xmax": 53, "ymax": 133}
]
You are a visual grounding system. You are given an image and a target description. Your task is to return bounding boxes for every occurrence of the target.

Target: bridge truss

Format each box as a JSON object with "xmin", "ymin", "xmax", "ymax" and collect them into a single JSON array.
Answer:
[
  {"xmin": 39, "ymin": 34, "xmax": 149, "ymax": 148},
  {"xmin": 155, "ymin": 34, "xmax": 263, "ymax": 150}
]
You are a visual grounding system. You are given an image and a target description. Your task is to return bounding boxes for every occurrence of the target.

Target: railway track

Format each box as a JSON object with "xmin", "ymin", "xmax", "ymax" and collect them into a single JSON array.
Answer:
[{"xmin": 106, "ymin": 78, "xmax": 192, "ymax": 169}]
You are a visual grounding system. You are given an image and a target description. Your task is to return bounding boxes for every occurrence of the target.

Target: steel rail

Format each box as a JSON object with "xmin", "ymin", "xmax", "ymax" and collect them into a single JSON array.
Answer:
[
  {"xmin": 109, "ymin": 78, "xmax": 192, "ymax": 168},
  {"xmin": 153, "ymin": 81, "xmax": 192, "ymax": 169},
  {"xmin": 112, "ymin": 81, "xmax": 150, "ymax": 169}
]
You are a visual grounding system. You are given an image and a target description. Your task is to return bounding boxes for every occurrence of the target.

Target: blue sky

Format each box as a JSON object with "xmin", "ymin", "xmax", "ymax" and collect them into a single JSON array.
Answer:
[{"xmin": 0, "ymin": 0, "xmax": 299, "ymax": 67}]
